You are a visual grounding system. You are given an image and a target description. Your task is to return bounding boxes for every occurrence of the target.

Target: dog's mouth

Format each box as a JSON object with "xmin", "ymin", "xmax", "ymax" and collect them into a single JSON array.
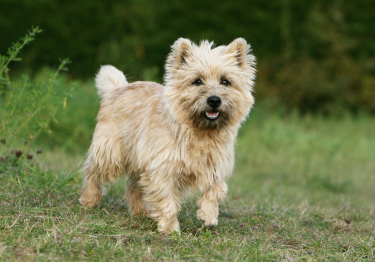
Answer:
[{"xmin": 204, "ymin": 111, "xmax": 220, "ymax": 121}]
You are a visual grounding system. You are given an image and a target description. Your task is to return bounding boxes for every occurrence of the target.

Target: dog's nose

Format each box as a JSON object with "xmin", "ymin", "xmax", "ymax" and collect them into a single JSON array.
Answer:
[{"xmin": 207, "ymin": 96, "xmax": 221, "ymax": 108}]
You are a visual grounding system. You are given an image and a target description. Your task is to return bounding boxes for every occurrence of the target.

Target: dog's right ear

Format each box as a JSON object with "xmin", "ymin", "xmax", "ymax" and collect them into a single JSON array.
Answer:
[
  {"xmin": 167, "ymin": 38, "xmax": 193, "ymax": 68},
  {"xmin": 226, "ymin": 38, "xmax": 255, "ymax": 69}
]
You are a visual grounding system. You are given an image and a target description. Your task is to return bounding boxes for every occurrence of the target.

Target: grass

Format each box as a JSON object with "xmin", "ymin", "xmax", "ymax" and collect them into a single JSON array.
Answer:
[{"xmin": 1, "ymin": 80, "xmax": 375, "ymax": 260}]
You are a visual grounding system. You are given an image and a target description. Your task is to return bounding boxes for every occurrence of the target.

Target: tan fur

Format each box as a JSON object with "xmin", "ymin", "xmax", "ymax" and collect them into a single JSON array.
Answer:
[{"xmin": 79, "ymin": 38, "xmax": 256, "ymax": 234}]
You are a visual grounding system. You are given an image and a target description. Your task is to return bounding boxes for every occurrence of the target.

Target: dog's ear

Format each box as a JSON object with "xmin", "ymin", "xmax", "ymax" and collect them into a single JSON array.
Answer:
[
  {"xmin": 167, "ymin": 38, "xmax": 193, "ymax": 68},
  {"xmin": 226, "ymin": 38, "xmax": 255, "ymax": 68}
]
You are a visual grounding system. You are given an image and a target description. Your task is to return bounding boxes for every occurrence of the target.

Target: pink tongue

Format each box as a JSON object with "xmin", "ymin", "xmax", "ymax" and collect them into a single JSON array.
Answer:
[{"xmin": 207, "ymin": 112, "xmax": 218, "ymax": 117}]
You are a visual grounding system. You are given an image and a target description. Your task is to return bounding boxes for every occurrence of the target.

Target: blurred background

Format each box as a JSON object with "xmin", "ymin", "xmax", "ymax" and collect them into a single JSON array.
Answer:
[
  {"xmin": 2, "ymin": 0, "xmax": 375, "ymax": 115},
  {"xmin": 1, "ymin": 0, "xmax": 374, "ymax": 206}
]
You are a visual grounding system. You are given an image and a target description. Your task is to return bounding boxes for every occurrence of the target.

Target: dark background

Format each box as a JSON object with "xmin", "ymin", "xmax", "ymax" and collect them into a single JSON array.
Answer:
[{"xmin": 1, "ymin": 0, "xmax": 374, "ymax": 115}]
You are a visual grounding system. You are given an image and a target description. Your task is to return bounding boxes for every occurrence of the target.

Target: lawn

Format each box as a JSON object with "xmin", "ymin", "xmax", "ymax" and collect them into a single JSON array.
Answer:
[{"xmin": 1, "ymin": 83, "xmax": 375, "ymax": 260}]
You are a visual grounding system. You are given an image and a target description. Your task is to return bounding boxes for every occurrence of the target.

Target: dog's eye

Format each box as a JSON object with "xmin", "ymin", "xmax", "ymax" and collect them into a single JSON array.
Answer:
[
  {"xmin": 221, "ymin": 78, "xmax": 231, "ymax": 86},
  {"xmin": 192, "ymin": 79, "xmax": 203, "ymax": 86}
]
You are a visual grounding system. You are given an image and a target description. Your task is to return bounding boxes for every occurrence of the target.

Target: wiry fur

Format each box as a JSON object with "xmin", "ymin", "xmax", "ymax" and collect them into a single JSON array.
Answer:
[{"xmin": 79, "ymin": 38, "xmax": 256, "ymax": 234}]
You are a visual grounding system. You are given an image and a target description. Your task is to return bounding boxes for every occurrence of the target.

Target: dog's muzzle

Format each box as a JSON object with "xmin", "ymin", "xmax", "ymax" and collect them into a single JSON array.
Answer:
[{"xmin": 205, "ymin": 96, "xmax": 221, "ymax": 121}]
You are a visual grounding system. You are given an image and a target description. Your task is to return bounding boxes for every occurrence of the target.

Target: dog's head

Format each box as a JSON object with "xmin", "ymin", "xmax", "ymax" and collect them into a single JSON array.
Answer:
[{"xmin": 164, "ymin": 38, "xmax": 256, "ymax": 130}]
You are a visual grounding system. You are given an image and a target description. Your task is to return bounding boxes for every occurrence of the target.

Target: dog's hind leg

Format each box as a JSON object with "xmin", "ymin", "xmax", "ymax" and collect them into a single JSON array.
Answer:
[
  {"xmin": 126, "ymin": 177, "xmax": 147, "ymax": 216},
  {"xmin": 79, "ymin": 168, "xmax": 102, "ymax": 209},
  {"xmin": 79, "ymin": 124, "xmax": 124, "ymax": 208},
  {"xmin": 197, "ymin": 180, "xmax": 228, "ymax": 226}
]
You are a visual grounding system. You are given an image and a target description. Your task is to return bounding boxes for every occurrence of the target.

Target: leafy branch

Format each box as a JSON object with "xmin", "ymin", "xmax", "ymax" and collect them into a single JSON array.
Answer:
[
  {"xmin": 0, "ymin": 28, "xmax": 73, "ymax": 156},
  {"xmin": 0, "ymin": 27, "xmax": 43, "ymax": 89}
]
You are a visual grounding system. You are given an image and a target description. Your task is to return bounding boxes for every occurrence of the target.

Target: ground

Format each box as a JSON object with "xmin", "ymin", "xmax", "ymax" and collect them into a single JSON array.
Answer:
[{"xmin": 1, "ymin": 104, "xmax": 374, "ymax": 261}]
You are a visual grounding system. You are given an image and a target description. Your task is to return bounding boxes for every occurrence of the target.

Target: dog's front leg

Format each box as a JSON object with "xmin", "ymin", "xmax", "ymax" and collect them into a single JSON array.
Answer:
[
  {"xmin": 140, "ymin": 174, "xmax": 181, "ymax": 235},
  {"xmin": 197, "ymin": 180, "xmax": 228, "ymax": 227}
]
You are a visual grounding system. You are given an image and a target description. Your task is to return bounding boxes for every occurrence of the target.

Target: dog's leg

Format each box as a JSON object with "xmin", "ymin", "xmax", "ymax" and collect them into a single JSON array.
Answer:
[
  {"xmin": 79, "ymin": 173, "xmax": 102, "ymax": 209},
  {"xmin": 140, "ymin": 175, "xmax": 181, "ymax": 234},
  {"xmin": 80, "ymin": 123, "xmax": 124, "ymax": 209},
  {"xmin": 126, "ymin": 177, "xmax": 146, "ymax": 216},
  {"xmin": 197, "ymin": 180, "xmax": 228, "ymax": 227}
]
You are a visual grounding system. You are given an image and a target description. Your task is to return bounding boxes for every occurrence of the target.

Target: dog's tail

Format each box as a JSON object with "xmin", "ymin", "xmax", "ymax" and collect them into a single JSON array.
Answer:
[{"xmin": 95, "ymin": 65, "xmax": 128, "ymax": 99}]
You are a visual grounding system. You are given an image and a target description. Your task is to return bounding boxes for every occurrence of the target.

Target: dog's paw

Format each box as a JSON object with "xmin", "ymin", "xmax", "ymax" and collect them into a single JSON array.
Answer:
[
  {"xmin": 79, "ymin": 195, "xmax": 101, "ymax": 209},
  {"xmin": 158, "ymin": 217, "xmax": 180, "ymax": 235},
  {"xmin": 128, "ymin": 203, "xmax": 148, "ymax": 217},
  {"xmin": 158, "ymin": 223, "xmax": 180, "ymax": 235},
  {"xmin": 197, "ymin": 208, "xmax": 218, "ymax": 227}
]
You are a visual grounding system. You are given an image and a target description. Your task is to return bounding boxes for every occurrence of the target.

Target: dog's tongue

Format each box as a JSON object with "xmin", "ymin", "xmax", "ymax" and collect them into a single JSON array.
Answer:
[{"xmin": 207, "ymin": 112, "xmax": 219, "ymax": 118}]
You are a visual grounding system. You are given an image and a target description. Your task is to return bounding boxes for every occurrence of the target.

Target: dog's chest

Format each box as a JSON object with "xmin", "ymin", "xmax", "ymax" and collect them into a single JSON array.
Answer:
[{"xmin": 180, "ymin": 138, "xmax": 233, "ymax": 179}]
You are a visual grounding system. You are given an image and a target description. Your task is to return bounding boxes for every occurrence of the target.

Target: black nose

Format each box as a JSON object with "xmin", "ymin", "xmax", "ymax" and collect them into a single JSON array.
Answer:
[{"xmin": 207, "ymin": 96, "xmax": 221, "ymax": 108}]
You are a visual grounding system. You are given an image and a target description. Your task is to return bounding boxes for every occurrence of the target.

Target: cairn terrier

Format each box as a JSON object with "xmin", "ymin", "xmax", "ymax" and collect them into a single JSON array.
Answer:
[{"xmin": 79, "ymin": 38, "xmax": 256, "ymax": 234}]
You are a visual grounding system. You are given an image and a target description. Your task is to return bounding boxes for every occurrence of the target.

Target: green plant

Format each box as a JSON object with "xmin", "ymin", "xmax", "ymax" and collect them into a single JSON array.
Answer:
[{"xmin": 0, "ymin": 27, "xmax": 72, "ymax": 158}]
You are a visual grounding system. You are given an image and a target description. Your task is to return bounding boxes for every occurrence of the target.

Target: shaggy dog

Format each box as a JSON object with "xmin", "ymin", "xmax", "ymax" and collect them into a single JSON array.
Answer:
[{"xmin": 79, "ymin": 38, "xmax": 256, "ymax": 234}]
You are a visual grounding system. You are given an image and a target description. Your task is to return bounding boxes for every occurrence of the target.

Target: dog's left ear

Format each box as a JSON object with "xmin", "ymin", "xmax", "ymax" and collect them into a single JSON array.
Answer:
[
  {"xmin": 167, "ymin": 38, "xmax": 193, "ymax": 69},
  {"xmin": 226, "ymin": 38, "xmax": 255, "ymax": 68}
]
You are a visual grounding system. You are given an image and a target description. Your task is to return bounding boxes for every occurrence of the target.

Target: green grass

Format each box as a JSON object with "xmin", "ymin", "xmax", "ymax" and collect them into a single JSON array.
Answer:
[{"xmin": 1, "ymin": 81, "xmax": 375, "ymax": 260}]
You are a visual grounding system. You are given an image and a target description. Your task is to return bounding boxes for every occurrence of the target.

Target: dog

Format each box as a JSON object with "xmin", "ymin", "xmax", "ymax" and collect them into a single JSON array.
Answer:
[{"xmin": 79, "ymin": 38, "xmax": 256, "ymax": 234}]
